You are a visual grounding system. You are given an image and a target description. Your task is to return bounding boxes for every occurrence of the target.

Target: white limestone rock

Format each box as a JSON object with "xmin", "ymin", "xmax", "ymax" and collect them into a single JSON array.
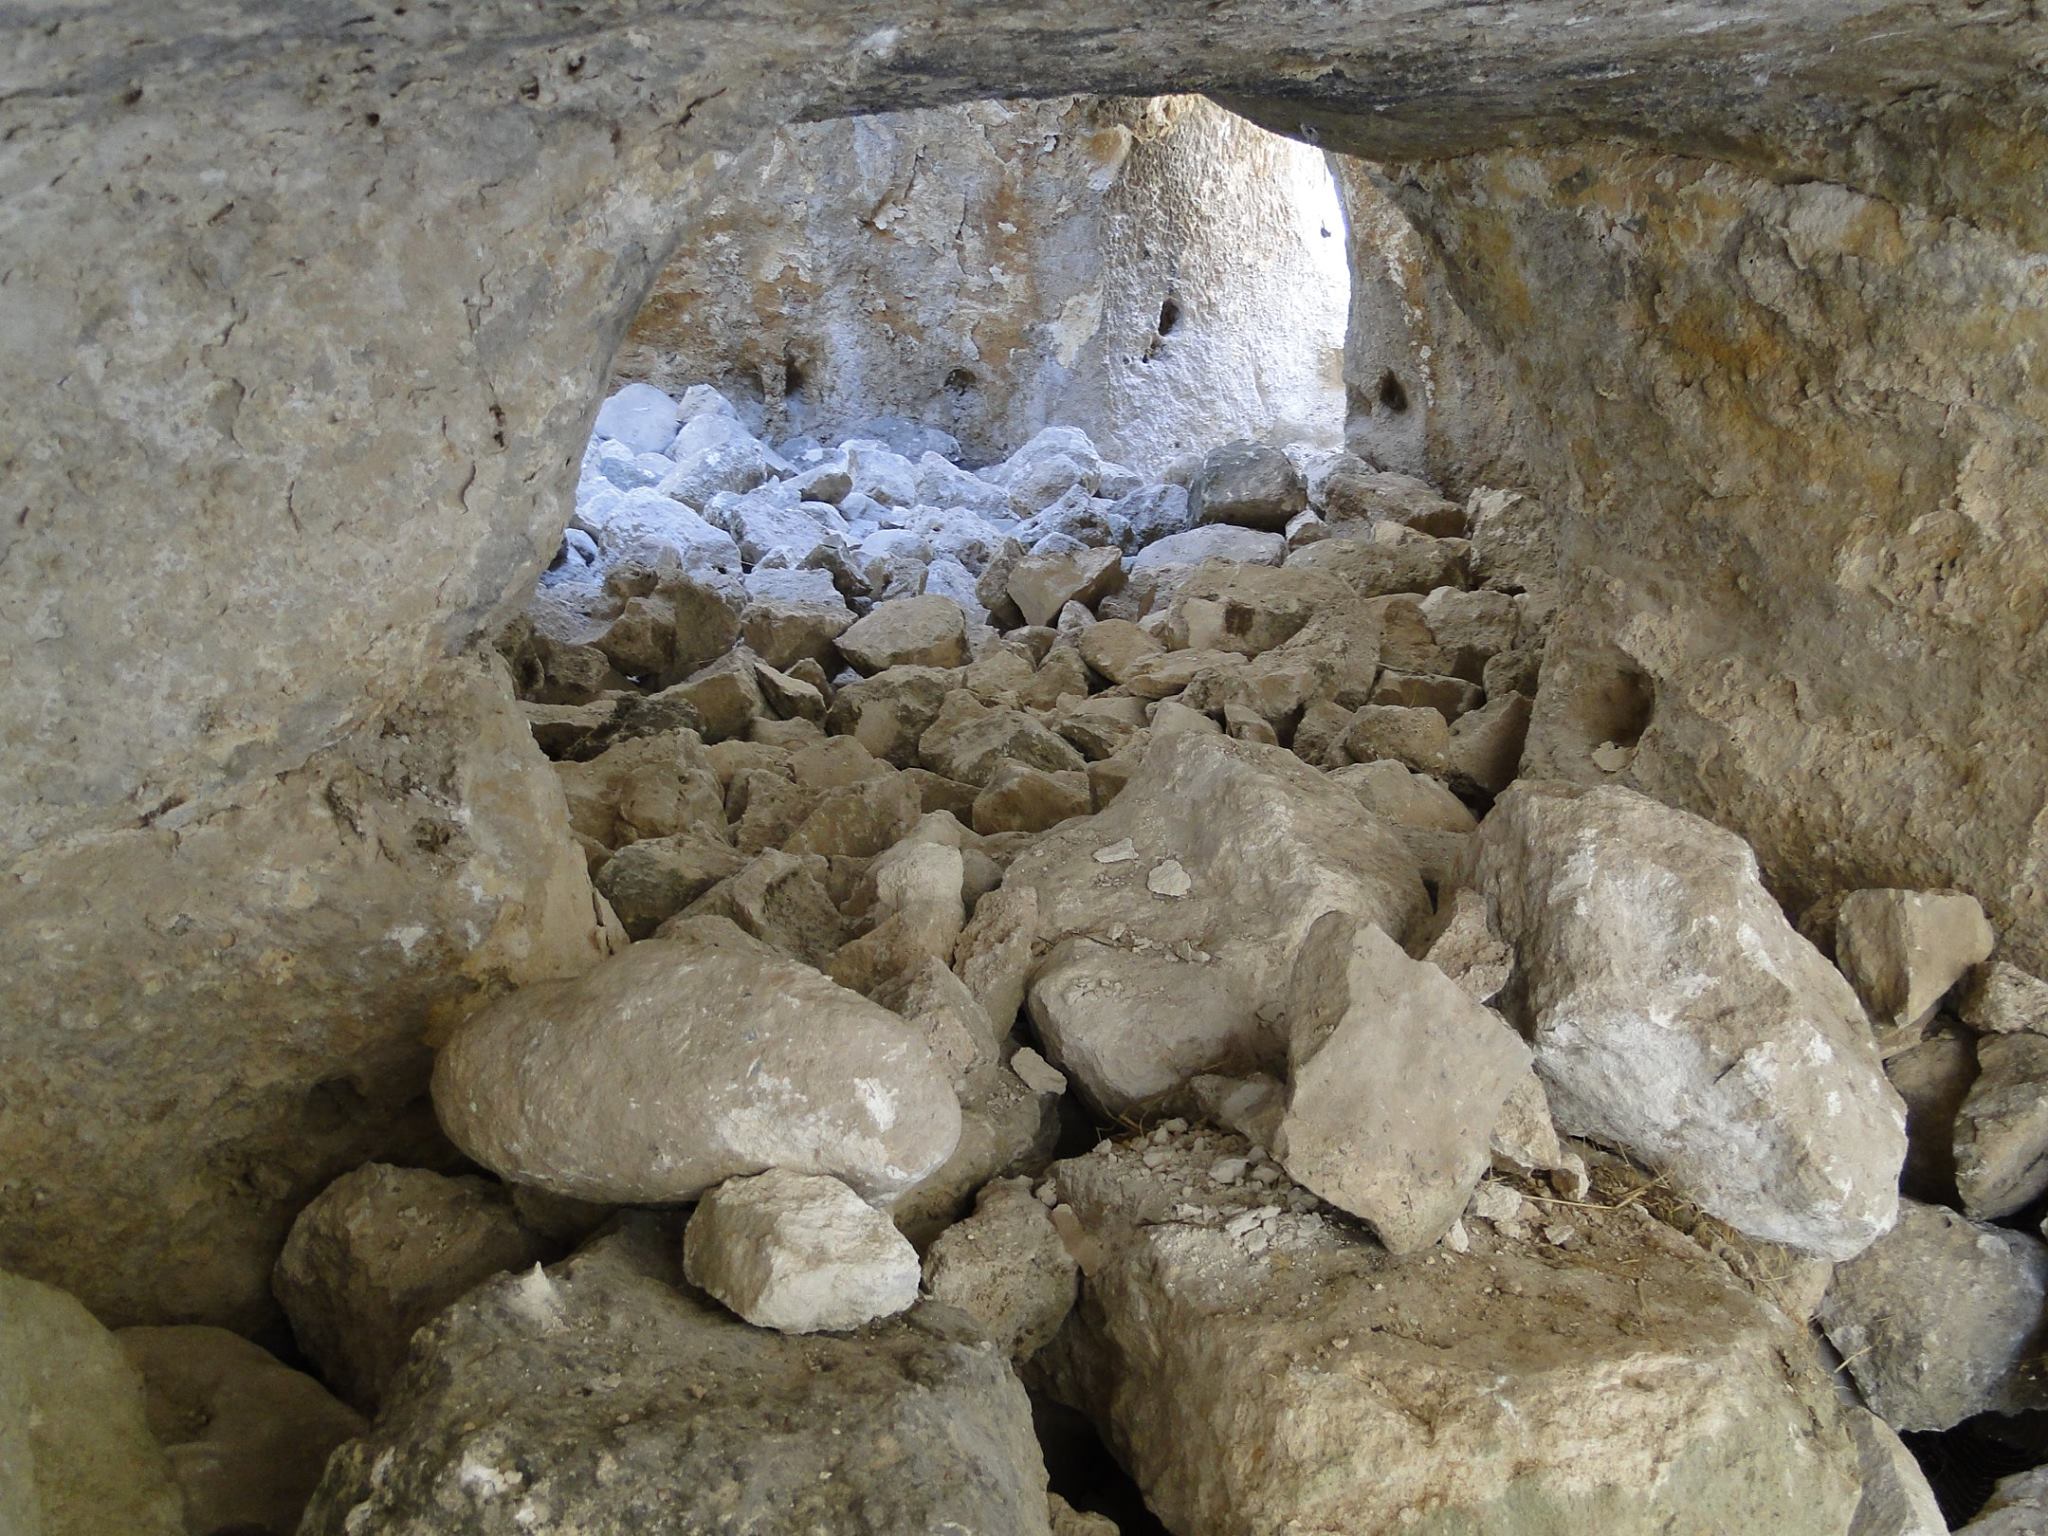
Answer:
[
  {"xmin": 593, "ymin": 381, "xmax": 681, "ymax": 455},
  {"xmin": 1472, "ymin": 783, "xmax": 1906, "ymax": 1260},
  {"xmin": 1038, "ymin": 1128, "xmax": 1864, "ymax": 1535},
  {"xmin": 1276, "ymin": 912, "xmax": 1531, "ymax": 1251},
  {"xmin": 433, "ymin": 922, "xmax": 961, "ymax": 1204},
  {"xmin": 683, "ymin": 1169, "xmax": 920, "ymax": 1334}
]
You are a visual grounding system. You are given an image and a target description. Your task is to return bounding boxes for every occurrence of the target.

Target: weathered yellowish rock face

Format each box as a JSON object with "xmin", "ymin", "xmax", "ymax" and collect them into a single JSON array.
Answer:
[
  {"xmin": 616, "ymin": 95, "xmax": 1347, "ymax": 472},
  {"xmin": 0, "ymin": 659, "xmax": 617, "ymax": 1328},
  {"xmin": 1367, "ymin": 142, "xmax": 2048, "ymax": 966}
]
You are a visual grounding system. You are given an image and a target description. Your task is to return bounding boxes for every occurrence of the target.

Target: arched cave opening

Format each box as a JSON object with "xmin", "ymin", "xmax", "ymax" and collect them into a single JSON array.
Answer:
[{"xmin": 8, "ymin": 10, "xmax": 2048, "ymax": 1536}]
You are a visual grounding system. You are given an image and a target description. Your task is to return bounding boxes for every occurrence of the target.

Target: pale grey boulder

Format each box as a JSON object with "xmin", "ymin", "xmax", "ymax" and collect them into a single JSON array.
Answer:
[
  {"xmin": 433, "ymin": 923, "xmax": 961, "ymax": 1205},
  {"xmin": 1038, "ymin": 1127, "xmax": 1864, "ymax": 1535},
  {"xmin": 1817, "ymin": 1199, "xmax": 2048, "ymax": 1430},
  {"xmin": 682, "ymin": 1169, "xmax": 920, "ymax": 1334},
  {"xmin": 118, "ymin": 1325, "xmax": 366, "ymax": 1536},
  {"xmin": 1188, "ymin": 440, "xmax": 1307, "ymax": 531},
  {"xmin": 1276, "ymin": 912, "xmax": 1530, "ymax": 1252},
  {"xmin": 299, "ymin": 1222, "xmax": 1052, "ymax": 1536},
  {"xmin": 1473, "ymin": 783, "xmax": 1906, "ymax": 1260},
  {"xmin": 1004, "ymin": 735, "xmax": 1428, "ymax": 1120},
  {"xmin": 1836, "ymin": 888, "xmax": 1995, "ymax": 1046},
  {"xmin": 1955, "ymin": 1030, "xmax": 2048, "ymax": 1217},
  {"xmin": 273, "ymin": 1163, "xmax": 551, "ymax": 1413},
  {"xmin": 0, "ymin": 1270, "xmax": 184, "ymax": 1536}
]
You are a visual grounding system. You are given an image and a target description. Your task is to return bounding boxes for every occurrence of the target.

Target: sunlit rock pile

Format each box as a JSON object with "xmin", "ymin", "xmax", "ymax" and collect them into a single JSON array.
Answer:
[{"xmin": 17, "ymin": 378, "xmax": 2048, "ymax": 1535}]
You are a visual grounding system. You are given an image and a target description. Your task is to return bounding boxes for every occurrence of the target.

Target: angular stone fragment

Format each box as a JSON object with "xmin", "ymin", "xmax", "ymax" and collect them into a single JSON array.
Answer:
[
  {"xmin": 273, "ymin": 1164, "xmax": 550, "ymax": 1413},
  {"xmin": 1959, "ymin": 1467, "xmax": 2048, "ymax": 1535},
  {"xmin": 1343, "ymin": 702, "xmax": 1450, "ymax": 774},
  {"xmin": 1960, "ymin": 959, "xmax": 2048, "ymax": 1035},
  {"xmin": 973, "ymin": 762, "xmax": 1093, "ymax": 835},
  {"xmin": 1473, "ymin": 783, "xmax": 1906, "ymax": 1259},
  {"xmin": 1817, "ymin": 1199, "xmax": 2048, "ymax": 1430},
  {"xmin": 1836, "ymin": 888, "xmax": 1995, "ymax": 1043},
  {"xmin": 836, "ymin": 594, "xmax": 970, "ymax": 673},
  {"xmin": 300, "ymin": 1224, "xmax": 1051, "ymax": 1536},
  {"xmin": 954, "ymin": 885, "xmax": 1040, "ymax": 1032},
  {"xmin": 782, "ymin": 770, "xmax": 920, "ymax": 858},
  {"xmin": 593, "ymin": 831, "xmax": 745, "ymax": 938},
  {"xmin": 1005, "ymin": 735, "xmax": 1428, "ymax": 1112},
  {"xmin": 1423, "ymin": 887, "xmax": 1514, "ymax": 1003},
  {"xmin": 678, "ymin": 849, "xmax": 845, "ymax": 966},
  {"xmin": 1329, "ymin": 758, "xmax": 1476, "ymax": 833},
  {"xmin": 920, "ymin": 689, "xmax": 1088, "ymax": 786},
  {"xmin": 1189, "ymin": 440, "xmax": 1307, "ymax": 531},
  {"xmin": 432, "ymin": 924, "xmax": 961, "ymax": 1205},
  {"xmin": 1075, "ymin": 617, "xmax": 1164, "ymax": 684},
  {"xmin": 1840, "ymin": 1406, "xmax": 1946, "ymax": 1536},
  {"xmin": 870, "ymin": 838, "xmax": 968, "ymax": 959},
  {"xmin": 922, "ymin": 1177, "xmax": 1078, "ymax": 1360},
  {"xmin": 1955, "ymin": 1030, "xmax": 2048, "ymax": 1218},
  {"xmin": 118, "ymin": 1324, "xmax": 366, "ymax": 1536},
  {"xmin": 1884, "ymin": 1029, "xmax": 1977, "ymax": 1203},
  {"xmin": 1277, "ymin": 914, "xmax": 1531, "ymax": 1250},
  {"xmin": 1040, "ymin": 1129, "xmax": 1863, "ymax": 1536},
  {"xmin": 1287, "ymin": 528, "xmax": 1472, "ymax": 595},
  {"xmin": 554, "ymin": 729, "xmax": 726, "ymax": 847},
  {"xmin": 1, "ymin": 1270, "xmax": 185, "ymax": 1536},
  {"xmin": 683, "ymin": 1169, "xmax": 919, "ymax": 1334},
  {"xmin": 1009, "ymin": 546, "xmax": 1124, "ymax": 628},
  {"xmin": 741, "ymin": 594, "xmax": 857, "ymax": 670},
  {"xmin": 1118, "ymin": 645, "xmax": 1244, "ymax": 701},
  {"xmin": 1370, "ymin": 667, "xmax": 1482, "ymax": 719},
  {"xmin": 1445, "ymin": 687, "xmax": 1532, "ymax": 797}
]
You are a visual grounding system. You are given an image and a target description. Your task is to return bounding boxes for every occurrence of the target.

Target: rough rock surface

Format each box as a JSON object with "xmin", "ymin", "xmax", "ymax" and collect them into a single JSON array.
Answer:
[
  {"xmin": 0, "ymin": 657, "xmax": 618, "ymax": 1329},
  {"xmin": 1473, "ymin": 783, "xmax": 1906, "ymax": 1259},
  {"xmin": 1039, "ymin": 1128, "xmax": 1864, "ymax": 1535},
  {"xmin": 273, "ymin": 1163, "xmax": 551, "ymax": 1412},
  {"xmin": 921, "ymin": 1177, "xmax": 1079, "ymax": 1359},
  {"xmin": 1836, "ymin": 888, "xmax": 1995, "ymax": 1044},
  {"xmin": 682, "ymin": 1169, "xmax": 920, "ymax": 1334},
  {"xmin": 0, "ymin": 1270, "xmax": 184, "ymax": 1536},
  {"xmin": 1817, "ymin": 1199, "xmax": 2048, "ymax": 1431},
  {"xmin": 1954, "ymin": 1030, "xmax": 2048, "ymax": 1218},
  {"xmin": 433, "ymin": 923, "xmax": 960, "ymax": 1204},
  {"xmin": 1959, "ymin": 1467, "xmax": 2048, "ymax": 1535},
  {"xmin": 300, "ymin": 1222, "xmax": 1052, "ymax": 1536},
  {"xmin": 1276, "ymin": 912, "xmax": 1530, "ymax": 1252},
  {"xmin": 118, "ymin": 1324, "xmax": 366, "ymax": 1536}
]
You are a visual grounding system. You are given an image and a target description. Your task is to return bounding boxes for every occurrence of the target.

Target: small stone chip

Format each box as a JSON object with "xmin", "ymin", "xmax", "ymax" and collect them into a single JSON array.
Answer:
[
  {"xmin": 1010, "ymin": 1046, "xmax": 1068, "ymax": 1097},
  {"xmin": 1092, "ymin": 838, "xmax": 1138, "ymax": 864},
  {"xmin": 1147, "ymin": 858, "xmax": 1192, "ymax": 898}
]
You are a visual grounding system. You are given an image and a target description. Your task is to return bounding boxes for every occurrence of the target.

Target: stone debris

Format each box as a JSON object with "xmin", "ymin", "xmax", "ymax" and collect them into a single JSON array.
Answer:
[
  {"xmin": 1959, "ymin": 958, "xmax": 2048, "ymax": 1035},
  {"xmin": 922, "ymin": 1177, "xmax": 1079, "ymax": 1359},
  {"xmin": 1835, "ymin": 887, "xmax": 1996, "ymax": 1047},
  {"xmin": 682, "ymin": 1168, "xmax": 922, "ymax": 1333}
]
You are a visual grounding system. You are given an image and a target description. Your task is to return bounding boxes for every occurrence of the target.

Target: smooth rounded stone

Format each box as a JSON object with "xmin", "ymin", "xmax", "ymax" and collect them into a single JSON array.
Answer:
[
  {"xmin": 300, "ymin": 1221, "xmax": 1052, "ymax": 1536},
  {"xmin": 919, "ymin": 689, "xmax": 1089, "ymax": 786},
  {"xmin": 1836, "ymin": 888, "xmax": 1995, "ymax": 1045},
  {"xmin": 1817, "ymin": 1199, "xmax": 2048, "ymax": 1430},
  {"xmin": 682, "ymin": 1169, "xmax": 919, "ymax": 1334},
  {"xmin": 1, "ymin": 1270, "xmax": 184, "ymax": 1536},
  {"xmin": 1342, "ymin": 701, "xmax": 1452, "ymax": 774},
  {"xmin": 1841, "ymin": 1406, "xmax": 1946, "ymax": 1536},
  {"xmin": 1328, "ymin": 759, "xmax": 1476, "ymax": 833},
  {"xmin": 1127, "ymin": 523, "xmax": 1288, "ymax": 578},
  {"xmin": 1473, "ymin": 783, "xmax": 1907, "ymax": 1260},
  {"xmin": 1005, "ymin": 734, "xmax": 1429, "ymax": 1111},
  {"xmin": 1885, "ymin": 1030, "xmax": 1978, "ymax": 1202},
  {"xmin": 1960, "ymin": 959, "xmax": 2048, "ymax": 1035},
  {"xmin": 1277, "ymin": 913, "xmax": 1531, "ymax": 1252},
  {"xmin": 593, "ymin": 382, "xmax": 680, "ymax": 455},
  {"xmin": 1955, "ymin": 1030, "xmax": 2048, "ymax": 1217},
  {"xmin": 922, "ymin": 1177, "xmax": 1078, "ymax": 1361},
  {"xmin": 972, "ymin": 763, "xmax": 1093, "ymax": 836},
  {"xmin": 1039, "ymin": 1128, "xmax": 1864, "ymax": 1536},
  {"xmin": 836, "ymin": 594, "xmax": 970, "ymax": 674},
  {"xmin": 432, "ymin": 923, "xmax": 961, "ymax": 1205},
  {"xmin": 1188, "ymin": 440, "xmax": 1307, "ymax": 531},
  {"xmin": 593, "ymin": 831, "xmax": 745, "ymax": 939},
  {"xmin": 274, "ymin": 1163, "xmax": 551, "ymax": 1414},
  {"xmin": 1959, "ymin": 1467, "xmax": 2048, "ymax": 1535},
  {"xmin": 1008, "ymin": 546, "xmax": 1125, "ymax": 628},
  {"xmin": 118, "ymin": 1325, "xmax": 366, "ymax": 1536}
]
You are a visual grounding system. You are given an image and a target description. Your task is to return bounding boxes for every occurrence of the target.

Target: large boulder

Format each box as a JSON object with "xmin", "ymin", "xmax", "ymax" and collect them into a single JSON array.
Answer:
[
  {"xmin": 118, "ymin": 1324, "xmax": 366, "ymax": 1536},
  {"xmin": 1188, "ymin": 440, "xmax": 1307, "ymax": 531},
  {"xmin": 272, "ymin": 1164, "xmax": 551, "ymax": 1413},
  {"xmin": 1039, "ymin": 1127, "xmax": 1865, "ymax": 1535},
  {"xmin": 0, "ymin": 1270, "xmax": 184, "ymax": 1536},
  {"xmin": 299, "ymin": 1222, "xmax": 1053, "ymax": 1536},
  {"xmin": 1007, "ymin": 734, "xmax": 1428, "ymax": 1114},
  {"xmin": 1816, "ymin": 1198, "xmax": 2048, "ymax": 1430},
  {"xmin": 1472, "ymin": 783, "xmax": 1906, "ymax": 1259},
  {"xmin": 433, "ymin": 922, "xmax": 961, "ymax": 1204}
]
